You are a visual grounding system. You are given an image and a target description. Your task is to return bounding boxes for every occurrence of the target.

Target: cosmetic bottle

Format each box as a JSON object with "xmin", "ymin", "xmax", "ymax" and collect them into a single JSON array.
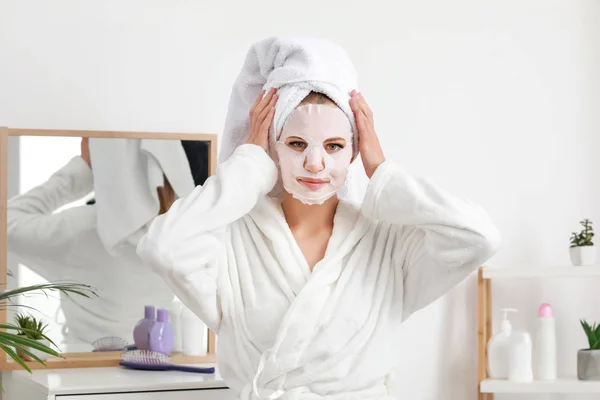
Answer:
[
  {"xmin": 149, "ymin": 308, "xmax": 175, "ymax": 355},
  {"xmin": 181, "ymin": 306, "xmax": 208, "ymax": 356},
  {"xmin": 170, "ymin": 297, "xmax": 183, "ymax": 353},
  {"xmin": 534, "ymin": 303, "xmax": 557, "ymax": 380},
  {"xmin": 508, "ymin": 330, "xmax": 533, "ymax": 382},
  {"xmin": 487, "ymin": 308, "xmax": 517, "ymax": 379},
  {"xmin": 133, "ymin": 305, "xmax": 155, "ymax": 350}
]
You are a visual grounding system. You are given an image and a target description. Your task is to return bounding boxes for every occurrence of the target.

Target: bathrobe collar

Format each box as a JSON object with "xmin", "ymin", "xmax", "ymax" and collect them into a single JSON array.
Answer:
[{"xmin": 248, "ymin": 195, "xmax": 371, "ymax": 392}]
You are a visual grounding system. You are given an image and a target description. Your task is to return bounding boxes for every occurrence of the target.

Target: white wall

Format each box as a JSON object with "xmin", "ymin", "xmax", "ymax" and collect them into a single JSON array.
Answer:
[{"xmin": 1, "ymin": 1, "xmax": 599, "ymax": 399}]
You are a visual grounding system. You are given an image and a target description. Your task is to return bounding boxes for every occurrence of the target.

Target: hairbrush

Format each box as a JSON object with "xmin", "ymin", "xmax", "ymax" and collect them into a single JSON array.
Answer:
[
  {"xmin": 120, "ymin": 349, "xmax": 215, "ymax": 374},
  {"xmin": 91, "ymin": 336, "xmax": 130, "ymax": 352}
]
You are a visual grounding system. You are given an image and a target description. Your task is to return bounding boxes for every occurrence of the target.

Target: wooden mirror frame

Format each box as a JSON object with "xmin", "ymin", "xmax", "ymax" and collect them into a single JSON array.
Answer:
[{"xmin": 0, "ymin": 127, "xmax": 218, "ymax": 370}]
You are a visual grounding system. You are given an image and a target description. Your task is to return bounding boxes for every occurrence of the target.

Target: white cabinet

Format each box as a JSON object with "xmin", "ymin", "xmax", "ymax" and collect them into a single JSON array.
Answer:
[{"xmin": 4, "ymin": 366, "xmax": 233, "ymax": 400}]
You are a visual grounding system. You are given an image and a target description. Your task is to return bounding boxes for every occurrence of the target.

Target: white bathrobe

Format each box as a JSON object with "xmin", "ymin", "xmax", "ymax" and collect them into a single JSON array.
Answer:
[
  {"xmin": 137, "ymin": 144, "xmax": 501, "ymax": 399},
  {"xmin": 7, "ymin": 157, "xmax": 174, "ymax": 346}
]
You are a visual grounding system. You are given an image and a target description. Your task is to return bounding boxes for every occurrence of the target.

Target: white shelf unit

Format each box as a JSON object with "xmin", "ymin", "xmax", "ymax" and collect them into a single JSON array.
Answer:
[
  {"xmin": 477, "ymin": 265, "xmax": 600, "ymax": 399},
  {"xmin": 482, "ymin": 266, "xmax": 600, "ymax": 279},
  {"xmin": 481, "ymin": 378, "xmax": 600, "ymax": 394}
]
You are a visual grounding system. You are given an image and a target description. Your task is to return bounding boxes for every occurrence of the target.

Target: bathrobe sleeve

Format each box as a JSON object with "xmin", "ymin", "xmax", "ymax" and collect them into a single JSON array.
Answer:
[
  {"xmin": 361, "ymin": 160, "xmax": 501, "ymax": 320},
  {"xmin": 136, "ymin": 144, "xmax": 278, "ymax": 332},
  {"xmin": 7, "ymin": 156, "xmax": 95, "ymax": 267}
]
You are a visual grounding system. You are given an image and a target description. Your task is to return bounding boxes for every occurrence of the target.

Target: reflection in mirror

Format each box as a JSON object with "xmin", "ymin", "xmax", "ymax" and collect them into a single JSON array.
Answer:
[{"xmin": 6, "ymin": 136, "xmax": 209, "ymax": 354}]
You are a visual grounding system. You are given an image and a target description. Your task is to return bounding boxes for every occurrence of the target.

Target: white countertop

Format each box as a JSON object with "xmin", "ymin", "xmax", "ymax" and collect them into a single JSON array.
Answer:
[{"xmin": 10, "ymin": 364, "xmax": 228, "ymax": 395}]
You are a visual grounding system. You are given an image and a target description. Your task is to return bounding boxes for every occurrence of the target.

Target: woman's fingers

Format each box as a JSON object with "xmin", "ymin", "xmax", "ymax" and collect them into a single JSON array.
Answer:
[
  {"xmin": 258, "ymin": 92, "xmax": 277, "ymax": 122},
  {"xmin": 251, "ymin": 89, "xmax": 266, "ymax": 111},
  {"xmin": 350, "ymin": 90, "xmax": 372, "ymax": 121},
  {"xmin": 350, "ymin": 93, "xmax": 363, "ymax": 120},
  {"xmin": 350, "ymin": 91, "xmax": 364, "ymax": 114},
  {"xmin": 357, "ymin": 93, "xmax": 373, "ymax": 118},
  {"xmin": 349, "ymin": 89, "xmax": 385, "ymax": 178},
  {"xmin": 250, "ymin": 88, "xmax": 276, "ymax": 129},
  {"xmin": 253, "ymin": 88, "xmax": 276, "ymax": 115},
  {"xmin": 247, "ymin": 88, "xmax": 277, "ymax": 151},
  {"xmin": 260, "ymin": 106, "xmax": 276, "ymax": 133},
  {"xmin": 355, "ymin": 110, "xmax": 369, "ymax": 139},
  {"xmin": 350, "ymin": 93, "xmax": 369, "ymax": 134},
  {"xmin": 349, "ymin": 93, "xmax": 358, "ymax": 113}
]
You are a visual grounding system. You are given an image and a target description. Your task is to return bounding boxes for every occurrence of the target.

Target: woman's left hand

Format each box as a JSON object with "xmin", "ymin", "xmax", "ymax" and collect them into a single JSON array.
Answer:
[{"xmin": 349, "ymin": 90, "xmax": 385, "ymax": 179}]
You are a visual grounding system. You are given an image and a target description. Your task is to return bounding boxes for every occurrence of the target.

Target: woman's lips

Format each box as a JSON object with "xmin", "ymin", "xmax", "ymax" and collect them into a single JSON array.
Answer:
[{"xmin": 297, "ymin": 177, "xmax": 330, "ymax": 190}]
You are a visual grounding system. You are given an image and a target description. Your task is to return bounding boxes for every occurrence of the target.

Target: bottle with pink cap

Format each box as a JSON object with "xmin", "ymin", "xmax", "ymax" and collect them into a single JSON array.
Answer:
[{"xmin": 534, "ymin": 303, "xmax": 557, "ymax": 380}]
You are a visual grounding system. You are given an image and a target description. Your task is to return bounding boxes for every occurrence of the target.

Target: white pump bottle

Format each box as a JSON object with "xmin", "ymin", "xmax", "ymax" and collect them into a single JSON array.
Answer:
[{"xmin": 487, "ymin": 308, "xmax": 517, "ymax": 379}]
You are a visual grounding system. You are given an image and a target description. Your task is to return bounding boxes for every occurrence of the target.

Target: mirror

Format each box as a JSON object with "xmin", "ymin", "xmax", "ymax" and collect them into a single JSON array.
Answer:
[{"xmin": 1, "ymin": 129, "xmax": 217, "ymax": 368}]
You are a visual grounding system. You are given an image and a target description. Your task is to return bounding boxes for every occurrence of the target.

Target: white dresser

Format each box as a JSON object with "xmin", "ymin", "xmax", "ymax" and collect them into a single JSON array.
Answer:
[{"xmin": 3, "ymin": 365, "xmax": 234, "ymax": 400}]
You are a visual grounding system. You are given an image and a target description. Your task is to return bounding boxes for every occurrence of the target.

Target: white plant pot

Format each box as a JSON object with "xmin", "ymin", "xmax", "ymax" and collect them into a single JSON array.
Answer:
[
  {"xmin": 17, "ymin": 338, "xmax": 52, "ymax": 362},
  {"xmin": 570, "ymin": 246, "xmax": 597, "ymax": 266}
]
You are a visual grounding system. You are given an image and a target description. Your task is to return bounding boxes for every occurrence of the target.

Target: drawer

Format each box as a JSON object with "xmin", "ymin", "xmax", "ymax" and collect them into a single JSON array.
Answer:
[{"xmin": 59, "ymin": 388, "xmax": 236, "ymax": 400}]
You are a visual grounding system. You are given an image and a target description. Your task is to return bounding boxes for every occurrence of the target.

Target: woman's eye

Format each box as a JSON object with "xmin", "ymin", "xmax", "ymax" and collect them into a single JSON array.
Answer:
[
  {"xmin": 326, "ymin": 143, "xmax": 343, "ymax": 151},
  {"xmin": 288, "ymin": 141, "xmax": 306, "ymax": 149}
]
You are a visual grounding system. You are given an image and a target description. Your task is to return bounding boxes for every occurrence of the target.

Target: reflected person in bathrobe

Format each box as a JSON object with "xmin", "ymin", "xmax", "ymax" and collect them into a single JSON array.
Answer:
[
  {"xmin": 137, "ymin": 88, "xmax": 501, "ymax": 399},
  {"xmin": 7, "ymin": 137, "xmax": 208, "ymax": 347}
]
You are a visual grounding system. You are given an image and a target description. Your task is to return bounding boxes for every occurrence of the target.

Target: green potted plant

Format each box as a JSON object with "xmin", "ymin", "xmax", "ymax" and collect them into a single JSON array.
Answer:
[
  {"xmin": 569, "ymin": 219, "xmax": 596, "ymax": 266},
  {"xmin": 578, "ymin": 319, "xmax": 600, "ymax": 380},
  {"xmin": 0, "ymin": 281, "xmax": 96, "ymax": 378},
  {"xmin": 14, "ymin": 314, "xmax": 51, "ymax": 362}
]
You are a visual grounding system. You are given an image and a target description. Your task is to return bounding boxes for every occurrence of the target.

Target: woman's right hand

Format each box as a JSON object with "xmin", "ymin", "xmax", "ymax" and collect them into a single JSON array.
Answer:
[{"xmin": 246, "ymin": 88, "xmax": 277, "ymax": 151}]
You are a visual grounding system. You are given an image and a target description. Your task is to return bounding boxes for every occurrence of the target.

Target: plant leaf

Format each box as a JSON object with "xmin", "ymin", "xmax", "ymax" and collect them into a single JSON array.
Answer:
[
  {"xmin": 0, "ymin": 332, "xmax": 60, "ymax": 358},
  {"xmin": 581, "ymin": 319, "xmax": 595, "ymax": 348},
  {"xmin": 5, "ymin": 314, "xmax": 58, "ymax": 348},
  {"xmin": 9, "ymin": 341, "xmax": 48, "ymax": 365},
  {"xmin": 589, "ymin": 322, "xmax": 596, "ymax": 348},
  {"xmin": 0, "ymin": 342, "xmax": 32, "ymax": 373},
  {"xmin": 594, "ymin": 323, "xmax": 600, "ymax": 339},
  {"xmin": 0, "ymin": 282, "xmax": 97, "ymax": 303},
  {"xmin": 0, "ymin": 303, "xmax": 41, "ymax": 313},
  {"xmin": 0, "ymin": 280, "xmax": 94, "ymax": 379}
]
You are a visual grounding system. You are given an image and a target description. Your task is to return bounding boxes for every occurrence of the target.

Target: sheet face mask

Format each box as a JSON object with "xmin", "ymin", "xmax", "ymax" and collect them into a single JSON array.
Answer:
[{"xmin": 276, "ymin": 104, "xmax": 354, "ymax": 205}]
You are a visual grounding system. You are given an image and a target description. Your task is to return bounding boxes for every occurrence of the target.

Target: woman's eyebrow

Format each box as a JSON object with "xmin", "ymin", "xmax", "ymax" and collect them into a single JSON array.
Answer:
[{"xmin": 324, "ymin": 137, "xmax": 347, "ymax": 142}]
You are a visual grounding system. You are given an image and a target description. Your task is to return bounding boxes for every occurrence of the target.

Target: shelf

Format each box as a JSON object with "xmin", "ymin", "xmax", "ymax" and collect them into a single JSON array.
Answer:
[
  {"xmin": 2, "ymin": 352, "xmax": 216, "ymax": 371},
  {"xmin": 481, "ymin": 378, "xmax": 600, "ymax": 393},
  {"xmin": 482, "ymin": 266, "xmax": 600, "ymax": 279}
]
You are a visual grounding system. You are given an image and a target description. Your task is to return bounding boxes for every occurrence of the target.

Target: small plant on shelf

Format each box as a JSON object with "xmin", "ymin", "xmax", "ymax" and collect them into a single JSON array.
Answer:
[
  {"xmin": 570, "ymin": 219, "xmax": 594, "ymax": 248},
  {"xmin": 15, "ymin": 314, "xmax": 48, "ymax": 340},
  {"xmin": 580, "ymin": 319, "xmax": 600, "ymax": 350},
  {"xmin": 14, "ymin": 313, "xmax": 50, "ymax": 362},
  {"xmin": 578, "ymin": 319, "xmax": 600, "ymax": 380},
  {"xmin": 569, "ymin": 219, "xmax": 597, "ymax": 266},
  {"xmin": 0, "ymin": 281, "xmax": 96, "ymax": 374}
]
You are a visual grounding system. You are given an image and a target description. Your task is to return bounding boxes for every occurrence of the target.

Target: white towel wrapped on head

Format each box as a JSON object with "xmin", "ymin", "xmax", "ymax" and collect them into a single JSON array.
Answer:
[
  {"xmin": 219, "ymin": 36, "xmax": 361, "ymax": 200},
  {"xmin": 89, "ymin": 138, "xmax": 196, "ymax": 255}
]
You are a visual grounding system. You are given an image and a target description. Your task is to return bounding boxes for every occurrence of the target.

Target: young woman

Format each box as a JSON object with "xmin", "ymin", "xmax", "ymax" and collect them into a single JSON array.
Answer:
[{"xmin": 137, "ymin": 88, "xmax": 501, "ymax": 399}]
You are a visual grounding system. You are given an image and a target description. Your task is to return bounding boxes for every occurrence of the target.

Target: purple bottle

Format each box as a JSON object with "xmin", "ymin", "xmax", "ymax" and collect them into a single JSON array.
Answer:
[
  {"xmin": 133, "ymin": 305, "xmax": 156, "ymax": 350},
  {"xmin": 149, "ymin": 308, "xmax": 175, "ymax": 355}
]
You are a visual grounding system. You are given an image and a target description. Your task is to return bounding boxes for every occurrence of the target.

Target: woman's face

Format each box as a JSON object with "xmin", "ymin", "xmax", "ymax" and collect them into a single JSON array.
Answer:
[{"xmin": 276, "ymin": 104, "xmax": 353, "ymax": 205}]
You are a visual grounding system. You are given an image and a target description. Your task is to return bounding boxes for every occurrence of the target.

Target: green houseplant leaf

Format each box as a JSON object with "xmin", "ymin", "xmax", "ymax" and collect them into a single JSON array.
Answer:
[
  {"xmin": 14, "ymin": 314, "xmax": 48, "ymax": 340},
  {"xmin": 581, "ymin": 319, "xmax": 600, "ymax": 350},
  {"xmin": 571, "ymin": 219, "xmax": 595, "ymax": 247},
  {"xmin": 0, "ymin": 281, "xmax": 96, "ymax": 382}
]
